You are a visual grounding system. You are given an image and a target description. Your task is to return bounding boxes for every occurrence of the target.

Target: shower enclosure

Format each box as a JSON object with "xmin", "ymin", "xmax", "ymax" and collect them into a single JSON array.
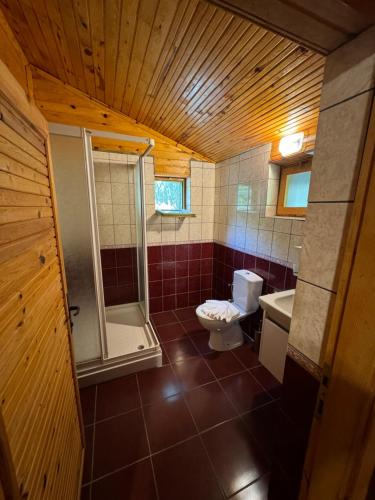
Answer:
[{"xmin": 49, "ymin": 124, "xmax": 161, "ymax": 386}]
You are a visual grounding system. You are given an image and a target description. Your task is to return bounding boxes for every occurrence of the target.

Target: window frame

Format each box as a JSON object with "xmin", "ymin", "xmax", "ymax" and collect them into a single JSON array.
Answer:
[
  {"xmin": 276, "ymin": 162, "xmax": 311, "ymax": 217},
  {"xmin": 154, "ymin": 176, "xmax": 186, "ymax": 212}
]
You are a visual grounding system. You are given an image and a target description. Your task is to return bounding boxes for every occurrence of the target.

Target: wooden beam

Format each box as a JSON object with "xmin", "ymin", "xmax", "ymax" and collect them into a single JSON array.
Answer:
[{"xmin": 205, "ymin": 0, "xmax": 373, "ymax": 54}]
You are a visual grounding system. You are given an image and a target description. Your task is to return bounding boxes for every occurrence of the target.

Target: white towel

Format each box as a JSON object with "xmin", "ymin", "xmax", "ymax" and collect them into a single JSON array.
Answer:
[{"xmin": 200, "ymin": 300, "xmax": 240, "ymax": 323}]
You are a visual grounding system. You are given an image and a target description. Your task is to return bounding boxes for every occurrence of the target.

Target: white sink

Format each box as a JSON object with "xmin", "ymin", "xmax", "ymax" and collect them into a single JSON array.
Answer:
[{"xmin": 259, "ymin": 289, "xmax": 295, "ymax": 330}]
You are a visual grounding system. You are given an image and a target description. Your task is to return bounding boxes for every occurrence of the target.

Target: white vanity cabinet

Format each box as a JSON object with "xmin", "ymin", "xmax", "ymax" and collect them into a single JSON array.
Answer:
[{"xmin": 259, "ymin": 317, "xmax": 289, "ymax": 382}]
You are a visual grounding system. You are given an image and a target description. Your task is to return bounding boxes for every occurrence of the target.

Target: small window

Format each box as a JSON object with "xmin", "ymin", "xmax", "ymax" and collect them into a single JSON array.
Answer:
[
  {"xmin": 155, "ymin": 178, "xmax": 185, "ymax": 211},
  {"xmin": 277, "ymin": 163, "xmax": 311, "ymax": 216}
]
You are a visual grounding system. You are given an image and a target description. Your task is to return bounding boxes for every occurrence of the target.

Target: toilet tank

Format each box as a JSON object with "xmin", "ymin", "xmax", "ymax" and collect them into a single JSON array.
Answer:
[{"xmin": 233, "ymin": 270, "xmax": 263, "ymax": 313}]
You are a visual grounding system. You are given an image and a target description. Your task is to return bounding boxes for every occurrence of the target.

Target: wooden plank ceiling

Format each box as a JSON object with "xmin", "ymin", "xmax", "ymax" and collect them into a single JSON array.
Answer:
[{"xmin": 0, "ymin": 0, "xmax": 326, "ymax": 162}]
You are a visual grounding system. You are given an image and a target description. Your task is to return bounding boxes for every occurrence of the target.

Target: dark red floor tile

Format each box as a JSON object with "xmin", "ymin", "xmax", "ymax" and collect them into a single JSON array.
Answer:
[
  {"xmin": 156, "ymin": 322, "xmax": 187, "ymax": 342},
  {"xmin": 151, "ymin": 310, "xmax": 177, "ymax": 326},
  {"xmin": 220, "ymin": 372, "xmax": 272, "ymax": 413},
  {"xmin": 137, "ymin": 365, "xmax": 182, "ymax": 405},
  {"xmin": 163, "ymin": 337, "xmax": 200, "ymax": 363},
  {"xmin": 160, "ymin": 345, "xmax": 169, "ymax": 366},
  {"xmin": 230, "ymin": 473, "xmax": 292, "ymax": 500},
  {"xmin": 79, "ymin": 385, "xmax": 96, "ymax": 425},
  {"xmin": 174, "ymin": 306, "xmax": 197, "ymax": 322},
  {"xmin": 92, "ymin": 458, "xmax": 157, "ymax": 500},
  {"xmin": 181, "ymin": 317, "xmax": 205, "ymax": 335},
  {"xmin": 81, "ymin": 485, "xmax": 90, "ymax": 500},
  {"xmin": 96, "ymin": 375, "xmax": 140, "ymax": 421},
  {"xmin": 143, "ymin": 394, "xmax": 197, "ymax": 452},
  {"xmin": 152, "ymin": 436, "xmax": 224, "ymax": 500},
  {"xmin": 185, "ymin": 381, "xmax": 236, "ymax": 431},
  {"xmin": 232, "ymin": 344, "xmax": 261, "ymax": 369},
  {"xmin": 203, "ymin": 351, "xmax": 244, "ymax": 379},
  {"xmin": 93, "ymin": 410, "xmax": 148, "ymax": 479},
  {"xmin": 202, "ymin": 418, "xmax": 268, "ymax": 497},
  {"xmin": 173, "ymin": 357, "xmax": 214, "ymax": 390},
  {"xmin": 190, "ymin": 331, "xmax": 215, "ymax": 355},
  {"xmin": 82, "ymin": 425, "xmax": 93, "ymax": 484},
  {"xmin": 251, "ymin": 365, "xmax": 282, "ymax": 399},
  {"xmin": 242, "ymin": 402, "xmax": 306, "ymax": 480}
]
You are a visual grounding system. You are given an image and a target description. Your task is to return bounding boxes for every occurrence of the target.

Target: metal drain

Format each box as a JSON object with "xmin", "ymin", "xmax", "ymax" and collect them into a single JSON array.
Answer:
[{"xmin": 137, "ymin": 344, "xmax": 145, "ymax": 350}]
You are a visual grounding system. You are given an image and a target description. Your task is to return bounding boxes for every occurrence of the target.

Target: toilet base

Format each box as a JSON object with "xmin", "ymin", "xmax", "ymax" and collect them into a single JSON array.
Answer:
[{"xmin": 208, "ymin": 321, "xmax": 244, "ymax": 351}]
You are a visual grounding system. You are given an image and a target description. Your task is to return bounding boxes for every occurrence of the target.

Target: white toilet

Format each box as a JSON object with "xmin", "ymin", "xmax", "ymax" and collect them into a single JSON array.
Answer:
[{"xmin": 196, "ymin": 270, "xmax": 263, "ymax": 351}]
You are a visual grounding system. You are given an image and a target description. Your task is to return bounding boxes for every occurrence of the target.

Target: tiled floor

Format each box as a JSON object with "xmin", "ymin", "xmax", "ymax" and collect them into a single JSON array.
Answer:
[{"xmin": 80, "ymin": 307, "xmax": 307, "ymax": 500}]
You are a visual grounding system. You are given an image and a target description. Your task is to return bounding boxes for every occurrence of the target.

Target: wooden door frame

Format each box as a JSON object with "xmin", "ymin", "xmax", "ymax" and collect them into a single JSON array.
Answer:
[{"xmin": 300, "ymin": 96, "xmax": 375, "ymax": 498}]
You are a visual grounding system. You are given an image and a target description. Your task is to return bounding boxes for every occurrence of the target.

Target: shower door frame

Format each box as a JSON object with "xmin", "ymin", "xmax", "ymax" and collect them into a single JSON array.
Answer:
[{"xmin": 82, "ymin": 128, "xmax": 155, "ymax": 361}]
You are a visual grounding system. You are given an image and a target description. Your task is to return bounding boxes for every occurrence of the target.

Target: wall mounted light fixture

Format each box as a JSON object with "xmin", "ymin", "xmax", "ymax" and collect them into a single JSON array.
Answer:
[{"xmin": 279, "ymin": 132, "xmax": 304, "ymax": 157}]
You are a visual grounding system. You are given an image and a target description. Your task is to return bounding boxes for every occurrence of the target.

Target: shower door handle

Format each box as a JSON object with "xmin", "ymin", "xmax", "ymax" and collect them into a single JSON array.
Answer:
[{"xmin": 68, "ymin": 305, "xmax": 80, "ymax": 331}]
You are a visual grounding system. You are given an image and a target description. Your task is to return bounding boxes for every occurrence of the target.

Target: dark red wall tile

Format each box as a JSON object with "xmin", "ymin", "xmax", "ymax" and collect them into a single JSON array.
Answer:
[
  {"xmin": 163, "ymin": 261, "xmax": 176, "ymax": 279},
  {"xmin": 189, "ymin": 291, "xmax": 201, "ymax": 307},
  {"xmin": 176, "ymin": 260, "xmax": 189, "ymax": 277},
  {"xmin": 103, "ymin": 267, "xmax": 117, "ymax": 287},
  {"xmin": 189, "ymin": 260, "xmax": 201, "ymax": 276},
  {"xmin": 116, "ymin": 247, "xmax": 133, "ymax": 267},
  {"xmin": 201, "ymin": 259, "xmax": 213, "ymax": 275},
  {"xmin": 189, "ymin": 243, "xmax": 201, "ymax": 260},
  {"xmin": 176, "ymin": 276, "xmax": 188, "ymax": 294},
  {"xmin": 176, "ymin": 293, "xmax": 189, "ymax": 309},
  {"xmin": 163, "ymin": 294, "xmax": 176, "ymax": 311},
  {"xmin": 163, "ymin": 278, "xmax": 176, "ymax": 296},
  {"xmin": 285, "ymin": 267, "xmax": 297, "ymax": 289},
  {"xmin": 189, "ymin": 275, "xmax": 201, "ymax": 292},
  {"xmin": 148, "ymin": 246, "xmax": 162, "ymax": 264},
  {"xmin": 268, "ymin": 262, "xmax": 287, "ymax": 290},
  {"xmin": 101, "ymin": 249, "xmax": 116, "ymax": 268},
  {"xmin": 149, "ymin": 263, "xmax": 162, "ymax": 282},
  {"xmin": 162, "ymin": 244, "xmax": 175, "ymax": 262},
  {"xmin": 117, "ymin": 266, "xmax": 134, "ymax": 285},
  {"xmin": 150, "ymin": 297, "xmax": 163, "ymax": 314},
  {"xmin": 175, "ymin": 244, "xmax": 189, "ymax": 261},
  {"xmin": 149, "ymin": 281, "xmax": 163, "ymax": 298},
  {"xmin": 201, "ymin": 242, "xmax": 213, "ymax": 258}
]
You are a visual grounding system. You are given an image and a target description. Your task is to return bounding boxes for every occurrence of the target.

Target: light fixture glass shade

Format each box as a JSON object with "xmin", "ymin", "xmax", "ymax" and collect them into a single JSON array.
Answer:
[{"xmin": 279, "ymin": 132, "xmax": 304, "ymax": 157}]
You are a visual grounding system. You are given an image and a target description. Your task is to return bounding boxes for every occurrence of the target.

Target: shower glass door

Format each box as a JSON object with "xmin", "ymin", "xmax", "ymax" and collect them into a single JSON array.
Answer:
[{"xmin": 134, "ymin": 155, "xmax": 149, "ymax": 322}]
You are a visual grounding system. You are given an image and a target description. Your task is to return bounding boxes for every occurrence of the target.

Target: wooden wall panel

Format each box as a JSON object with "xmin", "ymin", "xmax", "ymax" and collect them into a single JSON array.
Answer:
[
  {"xmin": 0, "ymin": 48, "xmax": 83, "ymax": 500},
  {"xmin": 1, "ymin": 0, "xmax": 325, "ymax": 162}
]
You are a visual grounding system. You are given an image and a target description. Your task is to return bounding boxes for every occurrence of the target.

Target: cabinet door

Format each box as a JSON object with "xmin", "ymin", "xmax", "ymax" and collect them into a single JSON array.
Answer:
[{"xmin": 259, "ymin": 318, "xmax": 289, "ymax": 382}]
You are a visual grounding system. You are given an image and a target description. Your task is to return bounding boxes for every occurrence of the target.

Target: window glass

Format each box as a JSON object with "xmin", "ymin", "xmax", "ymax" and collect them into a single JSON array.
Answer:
[
  {"xmin": 155, "ymin": 179, "xmax": 184, "ymax": 211},
  {"xmin": 284, "ymin": 171, "xmax": 311, "ymax": 208},
  {"xmin": 237, "ymin": 184, "xmax": 249, "ymax": 211}
]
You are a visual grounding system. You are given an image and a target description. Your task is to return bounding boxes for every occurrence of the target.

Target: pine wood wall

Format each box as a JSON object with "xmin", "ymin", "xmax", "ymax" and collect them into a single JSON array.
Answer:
[{"xmin": 0, "ymin": 11, "xmax": 83, "ymax": 500}]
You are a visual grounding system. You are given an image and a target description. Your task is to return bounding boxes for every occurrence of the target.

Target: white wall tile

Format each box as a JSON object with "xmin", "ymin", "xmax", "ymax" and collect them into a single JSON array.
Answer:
[
  {"xmin": 271, "ymin": 232, "xmax": 290, "ymax": 260},
  {"xmin": 98, "ymin": 224, "xmax": 114, "ymax": 246},
  {"xmin": 114, "ymin": 224, "xmax": 131, "ymax": 245},
  {"xmin": 111, "ymin": 183, "xmax": 129, "ymax": 205},
  {"xmin": 257, "ymin": 230, "xmax": 272, "ymax": 256},
  {"xmin": 189, "ymin": 223, "xmax": 202, "ymax": 241},
  {"xmin": 298, "ymin": 202, "xmax": 351, "ymax": 291},
  {"xmin": 309, "ymin": 91, "xmax": 372, "ymax": 202},
  {"xmin": 110, "ymin": 164, "xmax": 128, "ymax": 183},
  {"xmin": 97, "ymin": 204, "xmax": 113, "ymax": 225},
  {"xmin": 320, "ymin": 25, "xmax": 375, "ymax": 110},
  {"xmin": 273, "ymin": 218, "xmax": 292, "ymax": 234},
  {"xmin": 289, "ymin": 280, "xmax": 334, "ymax": 364},
  {"xmin": 95, "ymin": 182, "xmax": 112, "ymax": 204},
  {"xmin": 113, "ymin": 204, "xmax": 130, "ymax": 225},
  {"xmin": 94, "ymin": 162, "xmax": 110, "ymax": 182},
  {"xmin": 161, "ymin": 223, "xmax": 176, "ymax": 242}
]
